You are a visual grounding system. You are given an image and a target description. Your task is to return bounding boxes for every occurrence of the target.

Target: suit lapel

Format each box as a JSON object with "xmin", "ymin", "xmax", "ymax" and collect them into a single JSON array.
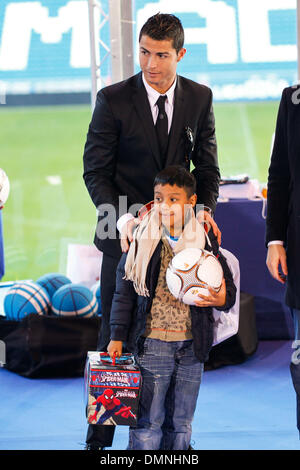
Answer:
[
  {"xmin": 131, "ymin": 73, "xmax": 162, "ymax": 170},
  {"xmin": 165, "ymin": 76, "xmax": 186, "ymax": 166}
]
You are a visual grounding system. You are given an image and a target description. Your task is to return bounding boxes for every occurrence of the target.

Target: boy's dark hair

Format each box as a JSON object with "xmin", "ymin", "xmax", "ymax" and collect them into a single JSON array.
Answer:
[
  {"xmin": 139, "ymin": 13, "xmax": 184, "ymax": 53},
  {"xmin": 153, "ymin": 165, "xmax": 196, "ymax": 198}
]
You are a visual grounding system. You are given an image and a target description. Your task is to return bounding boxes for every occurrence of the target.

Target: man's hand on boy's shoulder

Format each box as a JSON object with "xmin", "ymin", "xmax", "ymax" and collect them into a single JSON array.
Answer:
[
  {"xmin": 120, "ymin": 217, "xmax": 140, "ymax": 253},
  {"xmin": 196, "ymin": 210, "xmax": 221, "ymax": 246},
  {"xmin": 193, "ymin": 278, "xmax": 226, "ymax": 308}
]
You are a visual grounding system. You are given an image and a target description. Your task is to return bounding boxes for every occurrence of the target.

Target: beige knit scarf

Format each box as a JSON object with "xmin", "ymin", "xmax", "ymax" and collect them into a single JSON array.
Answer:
[{"xmin": 124, "ymin": 205, "xmax": 207, "ymax": 296}]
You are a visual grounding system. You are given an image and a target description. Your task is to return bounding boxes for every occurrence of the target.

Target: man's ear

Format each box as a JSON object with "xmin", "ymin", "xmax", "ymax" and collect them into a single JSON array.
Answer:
[
  {"xmin": 177, "ymin": 47, "xmax": 186, "ymax": 63},
  {"xmin": 189, "ymin": 193, "xmax": 197, "ymax": 208}
]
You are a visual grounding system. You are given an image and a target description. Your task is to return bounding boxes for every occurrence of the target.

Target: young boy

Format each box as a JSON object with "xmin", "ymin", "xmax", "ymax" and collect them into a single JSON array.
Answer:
[{"xmin": 107, "ymin": 166, "xmax": 236, "ymax": 450}]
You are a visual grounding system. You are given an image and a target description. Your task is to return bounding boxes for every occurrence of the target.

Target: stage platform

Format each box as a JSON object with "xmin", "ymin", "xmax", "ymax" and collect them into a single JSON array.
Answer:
[{"xmin": 0, "ymin": 340, "xmax": 299, "ymax": 451}]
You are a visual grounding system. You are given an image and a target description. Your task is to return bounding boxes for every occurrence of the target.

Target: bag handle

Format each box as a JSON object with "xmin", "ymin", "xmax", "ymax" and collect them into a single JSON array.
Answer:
[{"xmin": 99, "ymin": 352, "xmax": 135, "ymax": 366}]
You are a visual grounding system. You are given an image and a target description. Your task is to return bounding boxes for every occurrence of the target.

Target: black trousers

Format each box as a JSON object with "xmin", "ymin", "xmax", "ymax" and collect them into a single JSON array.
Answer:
[
  {"xmin": 290, "ymin": 308, "xmax": 300, "ymax": 435},
  {"xmin": 86, "ymin": 252, "xmax": 121, "ymax": 448}
]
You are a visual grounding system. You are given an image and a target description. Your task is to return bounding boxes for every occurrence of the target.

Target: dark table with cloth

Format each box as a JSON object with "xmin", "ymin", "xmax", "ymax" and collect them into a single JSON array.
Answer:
[{"xmin": 214, "ymin": 198, "xmax": 293, "ymax": 340}]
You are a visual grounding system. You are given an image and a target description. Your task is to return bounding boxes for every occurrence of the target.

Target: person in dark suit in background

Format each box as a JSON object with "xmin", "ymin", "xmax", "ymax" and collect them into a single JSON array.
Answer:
[
  {"xmin": 266, "ymin": 85, "xmax": 300, "ymax": 437},
  {"xmin": 83, "ymin": 13, "xmax": 221, "ymax": 450}
]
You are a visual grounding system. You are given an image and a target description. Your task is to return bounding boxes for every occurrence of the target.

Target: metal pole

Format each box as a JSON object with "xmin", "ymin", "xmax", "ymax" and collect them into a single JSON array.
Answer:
[
  {"xmin": 88, "ymin": 0, "xmax": 98, "ymax": 109},
  {"xmin": 88, "ymin": 1, "xmax": 134, "ymax": 109},
  {"xmin": 109, "ymin": 0, "xmax": 134, "ymax": 84},
  {"xmin": 121, "ymin": 0, "xmax": 134, "ymax": 80}
]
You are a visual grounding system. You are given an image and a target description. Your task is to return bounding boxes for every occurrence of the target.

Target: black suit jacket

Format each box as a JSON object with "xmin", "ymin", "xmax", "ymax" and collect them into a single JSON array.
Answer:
[
  {"xmin": 266, "ymin": 85, "xmax": 300, "ymax": 308},
  {"xmin": 83, "ymin": 72, "xmax": 220, "ymax": 258}
]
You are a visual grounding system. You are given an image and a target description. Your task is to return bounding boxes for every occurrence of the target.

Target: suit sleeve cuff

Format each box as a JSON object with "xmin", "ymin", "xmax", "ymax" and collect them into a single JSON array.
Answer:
[{"xmin": 117, "ymin": 213, "xmax": 134, "ymax": 233}]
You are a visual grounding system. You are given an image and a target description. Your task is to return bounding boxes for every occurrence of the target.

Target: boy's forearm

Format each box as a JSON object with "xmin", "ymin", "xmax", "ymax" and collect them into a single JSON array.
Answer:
[
  {"xmin": 109, "ymin": 253, "xmax": 138, "ymax": 343},
  {"xmin": 215, "ymin": 254, "xmax": 237, "ymax": 312},
  {"xmin": 216, "ymin": 275, "xmax": 236, "ymax": 311},
  {"xmin": 110, "ymin": 324, "xmax": 129, "ymax": 342},
  {"xmin": 214, "ymin": 280, "xmax": 236, "ymax": 311}
]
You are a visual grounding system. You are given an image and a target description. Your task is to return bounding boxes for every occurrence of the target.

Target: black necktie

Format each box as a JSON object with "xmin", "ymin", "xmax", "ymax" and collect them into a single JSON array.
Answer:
[{"xmin": 155, "ymin": 95, "xmax": 168, "ymax": 160}]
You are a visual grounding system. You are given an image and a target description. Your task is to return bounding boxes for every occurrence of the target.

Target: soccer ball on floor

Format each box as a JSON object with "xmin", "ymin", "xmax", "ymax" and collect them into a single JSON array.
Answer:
[
  {"xmin": 0, "ymin": 168, "xmax": 10, "ymax": 208},
  {"xmin": 166, "ymin": 247, "xmax": 223, "ymax": 306}
]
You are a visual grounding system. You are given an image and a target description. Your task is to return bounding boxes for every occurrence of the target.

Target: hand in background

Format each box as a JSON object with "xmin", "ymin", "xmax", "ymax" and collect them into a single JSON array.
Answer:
[{"xmin": 266, "ymin": 244, "xmax": 288, "ymax": 284}]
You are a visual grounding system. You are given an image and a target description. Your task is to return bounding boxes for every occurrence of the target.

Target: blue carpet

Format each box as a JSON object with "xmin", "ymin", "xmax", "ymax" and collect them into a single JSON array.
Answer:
[{"xmin": 0, "ymin": 340, "xmax": 299, "ymax": 450}]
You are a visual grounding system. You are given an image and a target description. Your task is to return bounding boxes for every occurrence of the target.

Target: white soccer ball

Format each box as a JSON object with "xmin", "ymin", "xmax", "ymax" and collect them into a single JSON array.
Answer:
[
  {"xmin": 166, "ymin": 247, "xmax": 223, "ymax": 305},
  {"xmin": 0, "ymin": 169, "xmax": 10, "ymax": 207}
]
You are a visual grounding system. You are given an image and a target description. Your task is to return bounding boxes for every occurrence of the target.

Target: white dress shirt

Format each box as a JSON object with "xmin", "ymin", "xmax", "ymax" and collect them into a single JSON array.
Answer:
[{"xmin": 142, "ymin": 73, "xmax": 176, "ymax": 134}]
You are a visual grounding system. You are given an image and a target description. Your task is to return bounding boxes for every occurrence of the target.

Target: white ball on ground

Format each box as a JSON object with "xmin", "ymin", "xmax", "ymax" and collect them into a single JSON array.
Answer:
[{"xmin": 0, "ymin": 168, "xmax": 10, "ymax": 207}]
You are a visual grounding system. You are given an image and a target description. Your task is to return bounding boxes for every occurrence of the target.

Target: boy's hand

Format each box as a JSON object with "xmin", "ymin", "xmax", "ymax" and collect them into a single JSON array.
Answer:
[
  {"xmin": 107, "ymin": 340, "xmax": 123, "ymax": 360},
  {"xmin": 194, "ymin": 278, "xmax": 226, "ymax": 308}
]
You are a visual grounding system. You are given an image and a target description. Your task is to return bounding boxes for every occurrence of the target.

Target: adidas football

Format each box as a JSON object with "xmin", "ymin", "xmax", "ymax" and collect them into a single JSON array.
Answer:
[
  {"xmin": 166, "ymin": 247, "xmax": 223, "ymax": 305},
  {"xmin": 0, "ymin": 168, "xmax": 10, "ymax": 208}
]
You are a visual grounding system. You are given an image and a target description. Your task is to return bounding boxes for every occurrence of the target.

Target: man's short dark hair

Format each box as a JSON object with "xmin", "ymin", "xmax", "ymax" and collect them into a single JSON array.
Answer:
[
  {"xmin": 139, "ymin": 13, "xmax": 184, "ymax": 53},
  {"xmin": 153, "ymin": 165, "xmax": 196, "ymax": 198}
]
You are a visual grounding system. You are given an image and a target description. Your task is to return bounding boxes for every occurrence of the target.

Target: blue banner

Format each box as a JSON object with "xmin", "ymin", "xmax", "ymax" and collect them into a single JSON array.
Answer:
[{"xmin": 0, "ymin": 0, "xmax": 297, "ymax": 101}]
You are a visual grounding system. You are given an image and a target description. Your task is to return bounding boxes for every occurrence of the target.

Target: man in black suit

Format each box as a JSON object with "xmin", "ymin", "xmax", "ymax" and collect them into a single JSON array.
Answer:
[
  {"xmin": 83, "ymin": 13, "xmax": 220, "ymax": 450},
  {"xmin": 266, "ymin": 85, "xmax": 300, "ymax": 437}
]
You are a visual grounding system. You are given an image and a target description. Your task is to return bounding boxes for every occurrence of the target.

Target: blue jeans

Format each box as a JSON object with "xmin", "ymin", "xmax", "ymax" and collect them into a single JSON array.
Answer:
[
  {"xmin": 128, "ymin": 338, "xmax": 204, "ymax": 450},
  {"xmin": 290, "ymin": 309, "xmax": 300, "ymax": 434}
]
